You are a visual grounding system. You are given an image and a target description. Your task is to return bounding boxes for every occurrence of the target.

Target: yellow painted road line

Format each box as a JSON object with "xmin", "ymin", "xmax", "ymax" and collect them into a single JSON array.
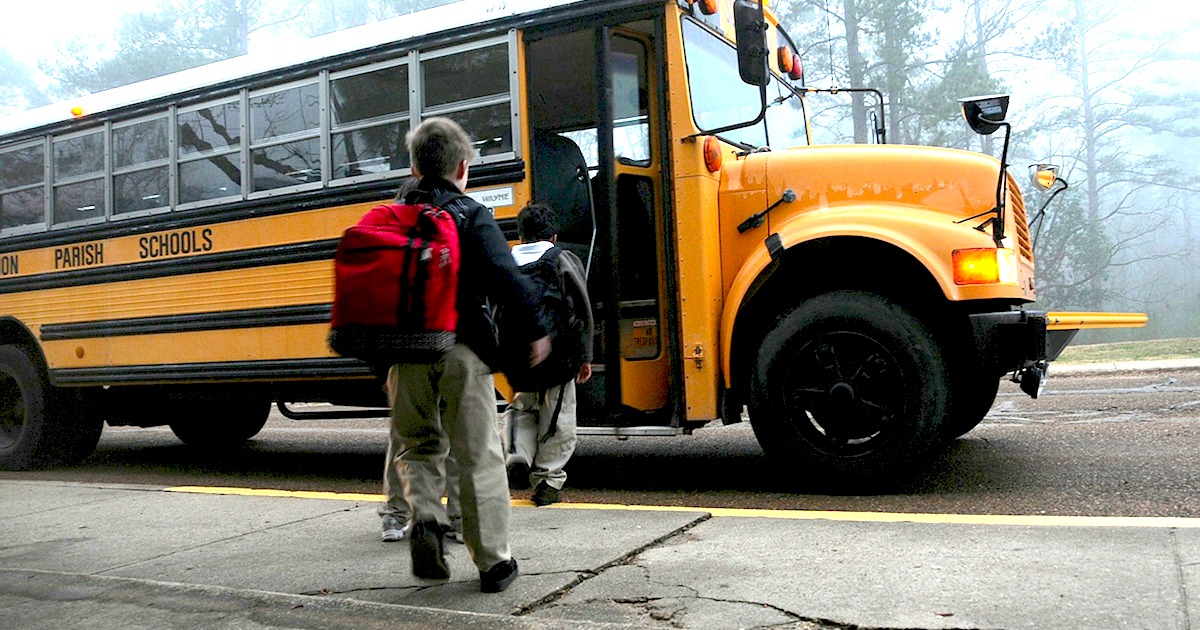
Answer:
[
  {"xmin": 167, "ymin": 486, "xmax": 383, "ymax": 503},
  {"xmin": 165, "ymin": 485, "xmax": 1200, "ymax": 529}
]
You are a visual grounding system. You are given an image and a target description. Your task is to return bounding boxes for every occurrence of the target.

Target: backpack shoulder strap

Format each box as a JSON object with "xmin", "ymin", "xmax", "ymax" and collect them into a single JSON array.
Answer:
[
  {"xmin": 429, "ymin": 190, "xmax": 471, "ymax": 225},
  {"xmin": 537, "ymin": 245, "xmax": 563, "ymax": 265}
]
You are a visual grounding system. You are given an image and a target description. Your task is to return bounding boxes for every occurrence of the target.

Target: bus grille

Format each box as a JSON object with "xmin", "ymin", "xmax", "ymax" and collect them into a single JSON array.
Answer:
[{"xmin": 1007, "ymin": 176, "xmax": 1033, "ymax": 261}]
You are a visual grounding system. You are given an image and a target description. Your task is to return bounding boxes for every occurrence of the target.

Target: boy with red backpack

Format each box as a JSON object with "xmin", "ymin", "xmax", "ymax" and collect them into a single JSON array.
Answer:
[
  {"xmin": 501, "ymin": 202, "xmax": 594, "ymax": 506},
  {"xmin": 334, "ymin": 117, "xmax": 548, "ymax": 593}
]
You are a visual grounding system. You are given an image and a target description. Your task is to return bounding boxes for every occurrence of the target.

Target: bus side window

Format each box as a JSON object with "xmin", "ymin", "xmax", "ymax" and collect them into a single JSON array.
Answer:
[
  {"xmin": 0, "ymin": 142, "xmax": 47, "ymax": 233},
  {"xmin": 113, "ymin": 116, "xmax": 170, "ymax": 215},
  {"xmin": 52, "ymin": 130, "xmax": 107, "ymax": 226},
  {"xmin": 177, "ymin": 99, "xmax": 243, "ymax": 205}
]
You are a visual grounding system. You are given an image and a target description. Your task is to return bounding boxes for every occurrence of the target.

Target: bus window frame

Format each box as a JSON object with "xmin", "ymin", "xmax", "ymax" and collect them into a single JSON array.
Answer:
[
  {"xmin": 50, "ymin": 125, "xmax": 109, "ymax": 230},
  {"xmin": 679, "ymin": 14, "xmax": 807, "ymax": 150},
  {"xmin": 246, "ymin": 76, "xmax": 325, "ymax": 200},
  {"xmin": 414, "ymin": 34, "xmax": 521, "ymax": 166},
  {"xmin": 110, "ymin": 112, "xmax": 173, "ymax": 220},
  {"xmin": 0, "ymin": 137, "xmax": 50, "ymax": 237},
  {"xmin": 175, "ymin": 95, "xmax": 246, "ymax": 212},
  {"xmin": 327, "ymin": 53, "xmax": 416, "ymax": 188},
  {"xmin": 0, "ymin": 32, "xmax": 524, "ymax": 232}
]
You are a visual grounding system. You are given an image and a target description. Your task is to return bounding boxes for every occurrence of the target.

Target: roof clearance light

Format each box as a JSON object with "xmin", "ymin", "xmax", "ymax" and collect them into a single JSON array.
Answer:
[
  {"xmin": 695, "ymin": 0, "xmax": 718, "ymax": 15},
  {"xmin": 777, "ymin": 46, "xmax": 794, "ymax": 74},
  {"xmin": 69, "ymin": 105, "xmax": 86, "ymax": 118},
  {"xmin": 953, "ymin": 248, "xmax": 1017, "ymax": 285},
  {"xmin": 703, "ymin": 135, "xmax": 723, "ymax": 173}
]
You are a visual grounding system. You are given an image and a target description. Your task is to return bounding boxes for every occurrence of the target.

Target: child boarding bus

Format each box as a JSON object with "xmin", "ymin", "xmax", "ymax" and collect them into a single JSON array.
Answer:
[{"xmin": 0, "ymin": 0, "xmax": 1145, "ymax": 488}]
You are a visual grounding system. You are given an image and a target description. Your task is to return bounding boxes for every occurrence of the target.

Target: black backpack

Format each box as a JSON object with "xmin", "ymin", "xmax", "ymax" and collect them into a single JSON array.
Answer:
[{"xmin": 499, "ymin": 246, "xmax": 587, "ymax": 393}]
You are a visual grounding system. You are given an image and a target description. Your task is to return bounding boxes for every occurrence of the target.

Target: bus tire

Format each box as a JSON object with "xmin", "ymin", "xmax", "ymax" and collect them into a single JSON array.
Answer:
[
  {"xmin": 169, "ymin": 399, "xmax": 271, "ymax": 449},
  {"xmin": 0, "ymin": 345, "xmax": 103, "ymax": 470},
  {"xmin": 748, "ymin": 291, "xmax": 949, "ymax": 491},
  {"xmin": 940, "ymin": 374, "xmax": 1001, "ymax": 441}
]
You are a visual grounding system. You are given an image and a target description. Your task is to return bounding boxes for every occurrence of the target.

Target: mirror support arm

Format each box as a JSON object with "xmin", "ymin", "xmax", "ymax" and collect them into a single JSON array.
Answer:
[{"xmin": 987, "ymin": 116, "xmax": 1011, "ymax": 246}]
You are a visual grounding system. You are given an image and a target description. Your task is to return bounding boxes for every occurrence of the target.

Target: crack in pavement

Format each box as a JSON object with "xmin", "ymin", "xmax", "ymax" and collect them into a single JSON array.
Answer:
[
  {"xmin": 511, "ymin": 512, "xmax": 712, "ymax": 617},
  {"xmin": 1171, "ymin": 530, "xmax": 1194, "ymax": 630},
  {"xmin": 512, "ymin": 519, "xmax": 866, "ymax": 630}
]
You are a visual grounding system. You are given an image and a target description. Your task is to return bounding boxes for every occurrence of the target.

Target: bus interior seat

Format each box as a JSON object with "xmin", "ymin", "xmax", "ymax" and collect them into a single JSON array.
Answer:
[{"xmin": 532, "ymin": 132, "xmax": 594, "ymax": 274}]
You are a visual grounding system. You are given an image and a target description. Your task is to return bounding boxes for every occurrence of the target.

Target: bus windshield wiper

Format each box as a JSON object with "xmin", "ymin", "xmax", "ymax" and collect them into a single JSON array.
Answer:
[
  {"xmin": 770, "ymin": 90, "xmax": 798, "ymax": 107},
  {"xmin": 716, "ymin": 134, "xmax": 757, "ymax": 152}
]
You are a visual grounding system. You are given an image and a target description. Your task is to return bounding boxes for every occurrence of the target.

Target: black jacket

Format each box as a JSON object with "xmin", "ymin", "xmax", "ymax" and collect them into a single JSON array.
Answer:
[{"xmin": 407, "ymin": 177, "xmax": 545, "ymax": 370}]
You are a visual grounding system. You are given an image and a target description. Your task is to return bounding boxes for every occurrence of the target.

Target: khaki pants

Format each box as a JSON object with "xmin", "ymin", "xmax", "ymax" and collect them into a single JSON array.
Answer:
[
  {"xmin": 388, "ymin": 344, "xmax": 511, "ymax": 571},
  {"xmin": 380, "ymin": 430, "xmax": 460, "ymax": 524},
  {"xmin": 502, "ymin": 381, "xmax": 578, "ymax": 490}
]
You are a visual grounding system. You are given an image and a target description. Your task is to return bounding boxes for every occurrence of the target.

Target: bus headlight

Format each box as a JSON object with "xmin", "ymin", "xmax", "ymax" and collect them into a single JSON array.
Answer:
[{"xmin": 953, "ymin": 248, "xmax": 1017, "ymax": 285}]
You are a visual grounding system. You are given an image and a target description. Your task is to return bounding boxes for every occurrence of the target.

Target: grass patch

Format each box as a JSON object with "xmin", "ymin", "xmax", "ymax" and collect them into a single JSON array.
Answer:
[{"xmin": 1056, "ymin": 337, "xmax": 1200, "ymax": 364}]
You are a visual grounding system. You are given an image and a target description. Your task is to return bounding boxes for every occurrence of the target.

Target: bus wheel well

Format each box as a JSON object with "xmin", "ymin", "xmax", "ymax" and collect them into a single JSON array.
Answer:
[
  {"xmin": 729, "ymin": 237, "xmax": 949, "ymax": 401},
  {"xmin": 0, "ymin": 319, "xmax": 45, "ymax": 370}
]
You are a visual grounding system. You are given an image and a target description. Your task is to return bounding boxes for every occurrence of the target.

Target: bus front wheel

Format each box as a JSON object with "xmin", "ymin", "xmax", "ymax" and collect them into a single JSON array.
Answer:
[
  {"xmin": 169, "ymin": 399, "xmax": 271, "ymax": 449},
  {"xmin": 940, "ymin": 373, "xmax": 1001, "ymax": 441},
  {"xmin": 748, "ymin": 291, "xmax": 949, "ymax": 491},
  {"xmin": 0, "ymin": 345, "xmax": 103, "ymax": 470}
]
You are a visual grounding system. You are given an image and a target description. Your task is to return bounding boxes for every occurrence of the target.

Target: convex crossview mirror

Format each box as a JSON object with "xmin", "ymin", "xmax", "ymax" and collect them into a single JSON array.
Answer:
[
  {"xmin": 1029, "ymin": 163, "xmax": 1061, "ymax": 190},
  {"xmin": 959, "ymin": 94, "xmax": 1010, "ymax": 136}
]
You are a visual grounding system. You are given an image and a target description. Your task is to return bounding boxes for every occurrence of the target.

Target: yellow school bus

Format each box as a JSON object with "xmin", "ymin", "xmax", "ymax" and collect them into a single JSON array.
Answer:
[{"xmin": 0, "ymin": 0, "xmax": 1144, "ymax": 486}]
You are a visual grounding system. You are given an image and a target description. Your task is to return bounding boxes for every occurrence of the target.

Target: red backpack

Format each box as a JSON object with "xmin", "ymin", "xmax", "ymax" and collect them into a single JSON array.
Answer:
[{"xmin": 328, "ymin": 198, "xmax": 462, "ymax": 363}]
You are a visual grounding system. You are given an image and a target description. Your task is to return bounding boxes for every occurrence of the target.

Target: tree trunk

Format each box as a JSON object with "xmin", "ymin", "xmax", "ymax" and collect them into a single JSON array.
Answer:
[
  {"xmin": 1072, "ymin": 0, "xmax": 1103, "ymax": 305},
  {"xmin": 972, "ymin": 0, "xmax": 993, "ymax": 155},
  {"xmin": 844, "ymin": 0, "xmax": 869, "ymax": 143}
]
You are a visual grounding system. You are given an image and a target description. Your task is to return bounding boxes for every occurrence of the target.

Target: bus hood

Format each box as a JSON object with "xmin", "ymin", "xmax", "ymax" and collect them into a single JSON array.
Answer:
[{"xmin": 756, "ymin": 144, "xmax": 1007, "ymax": 225}]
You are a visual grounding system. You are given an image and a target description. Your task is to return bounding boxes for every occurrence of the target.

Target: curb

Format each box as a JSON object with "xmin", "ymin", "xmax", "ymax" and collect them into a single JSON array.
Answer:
[{"xmin": 1051, "ymin": 358, "xmax": 1200, "ymax": 375}]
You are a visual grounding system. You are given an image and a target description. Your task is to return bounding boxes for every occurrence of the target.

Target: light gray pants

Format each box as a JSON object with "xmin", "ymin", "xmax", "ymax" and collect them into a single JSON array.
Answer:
[
  {"xmin": 388, "ymin": 344, "xmax": 511, "ymax": 571},
  {"xmin": 380, "ymin": 429, "xmax": 460, "ymax": 523},
  {"xmin": 502, "ymin": 381, "xmax": 578, "ymax": 491}
]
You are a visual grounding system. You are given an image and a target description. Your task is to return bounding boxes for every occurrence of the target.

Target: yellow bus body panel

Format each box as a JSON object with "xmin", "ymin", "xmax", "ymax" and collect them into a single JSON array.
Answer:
[
  {"xmin": 665, "ymin": 12, "xmax": 725, "ymax": 421},
  {"xmin": 715, "ymin": 145, "xmax": 1043, "ymax": 387},
  {"xmin": 670, "ymin": 154, "xmax": 725, "ymax": 418}
]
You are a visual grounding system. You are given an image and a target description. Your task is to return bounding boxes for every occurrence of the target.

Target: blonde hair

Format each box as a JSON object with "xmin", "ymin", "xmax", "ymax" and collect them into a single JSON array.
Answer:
[{"xmin": 406, "ymin": 117, "xmax": 474, "ymax": 180}]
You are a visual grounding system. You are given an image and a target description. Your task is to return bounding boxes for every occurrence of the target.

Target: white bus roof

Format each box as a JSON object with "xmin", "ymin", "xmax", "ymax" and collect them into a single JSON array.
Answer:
[{"xmin": 0, "ymin": 0, "xmax": 594, "ymax": 138}]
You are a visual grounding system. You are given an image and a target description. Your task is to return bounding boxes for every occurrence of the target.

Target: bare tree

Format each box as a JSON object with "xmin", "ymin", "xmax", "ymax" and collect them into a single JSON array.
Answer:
[
  {"xmin": 0, "ymin": 51, "xmax": 49, "ymax": 114},
  {"xmin": 1022, "ymin": 0, "xmax": 1200, "ymax": 315},
  {"xmin": 43, "ymin": 0, "xmax": 307, "ymax": 96}
]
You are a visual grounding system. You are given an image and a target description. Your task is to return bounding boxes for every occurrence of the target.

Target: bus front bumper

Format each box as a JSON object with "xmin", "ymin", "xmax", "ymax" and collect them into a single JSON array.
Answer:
[{"xmin": 969, "ymin": 310, "xmax": 1149, "ymax": 399}]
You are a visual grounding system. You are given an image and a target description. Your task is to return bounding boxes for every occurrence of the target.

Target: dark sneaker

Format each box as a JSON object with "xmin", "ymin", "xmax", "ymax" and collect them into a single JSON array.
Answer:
[
  {"xmin": 381, "ymin": 514, "xmax": 411, "ymax": 542},
  {"xmin": 506, "ymin": 456, "xmax": 531, "ymax": 490},
  {"xmin": 480, "ymin": 558, "xmax": 519, "ymax": 593},
  {"xmin": 410, "ymin": 519, "xmax": 449, "ymax": 580},
  {"xmin": 532, "ymin": 481, "xmax": 560, "ymax": 506}
]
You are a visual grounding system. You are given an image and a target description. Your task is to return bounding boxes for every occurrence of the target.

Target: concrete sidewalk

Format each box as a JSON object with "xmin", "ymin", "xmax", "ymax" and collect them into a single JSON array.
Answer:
[
  {"xmin": 3, "ymin": 480, "xmax": 1199, "ymax": 629},
  {"xmin": 1051, "ymin": 357, "xmax": 1200, "ymax": 375}
]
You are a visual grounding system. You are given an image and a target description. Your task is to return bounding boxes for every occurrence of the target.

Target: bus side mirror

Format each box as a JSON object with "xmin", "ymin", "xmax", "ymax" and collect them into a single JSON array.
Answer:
[
  {"xmin": 733, "ymin": 0, "xmax": 768, "ymax": 87},
  {"xmin": 1030, "ymin": 163, "xmax": 1060, "ymax": 190},
  {"xmin": 958, "ymin": 94, "xmax": 1010, "ymax": 136}
]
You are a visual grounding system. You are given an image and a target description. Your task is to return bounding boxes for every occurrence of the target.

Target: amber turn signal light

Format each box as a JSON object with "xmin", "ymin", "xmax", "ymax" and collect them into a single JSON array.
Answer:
[{"xmin": 703, "ymin": 136, "xmax": 722, "ymax": 173}]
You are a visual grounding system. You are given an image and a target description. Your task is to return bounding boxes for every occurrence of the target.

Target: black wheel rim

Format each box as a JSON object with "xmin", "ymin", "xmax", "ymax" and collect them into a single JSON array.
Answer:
[
  {"xmin": 0, "ymin": 372, "xmax": 25, "ymax": 451},
  {"xmin": 775, "ymin": 330, "xmax": 907, "ymax": 456}
]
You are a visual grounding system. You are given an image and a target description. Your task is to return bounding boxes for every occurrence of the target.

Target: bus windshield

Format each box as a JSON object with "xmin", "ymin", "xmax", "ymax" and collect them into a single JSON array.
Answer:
[{"xmin": 680, "ymin": 17, "xmax": 807, "ymax": 150}]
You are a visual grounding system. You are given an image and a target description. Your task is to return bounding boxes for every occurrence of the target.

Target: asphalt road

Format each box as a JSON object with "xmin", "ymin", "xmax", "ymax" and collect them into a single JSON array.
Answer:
[{"xmin": 5, "ymin": 368, "xmax": 1199, "ymax": 518}]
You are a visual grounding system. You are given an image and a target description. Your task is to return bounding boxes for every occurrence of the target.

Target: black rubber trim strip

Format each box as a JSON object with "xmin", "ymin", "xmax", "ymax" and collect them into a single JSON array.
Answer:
[
  {"xmin": 497, "ymin": 217, "xmax": 519, "ymax": 241},
  {"xmin": 51, "ymin": 357, "xmax": 373, "ymax": 386},
  {"xmin": 40, "ymin": 304, "xmax": 333, "ymax": 341},
  {"xmin": 0, "ymin": 239, "xmax": 338, "ymax": 295},
  {"xmin": 765, "ymin": 233, "xmax": 784, "ymax": 260}
]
